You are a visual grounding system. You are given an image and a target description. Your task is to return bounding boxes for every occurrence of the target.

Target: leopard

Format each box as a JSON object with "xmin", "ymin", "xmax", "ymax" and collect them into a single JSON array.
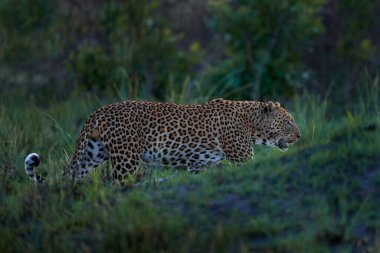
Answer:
[{"xmin": 24, "ymin": 99, "xmax": 301, "ymax": 184}]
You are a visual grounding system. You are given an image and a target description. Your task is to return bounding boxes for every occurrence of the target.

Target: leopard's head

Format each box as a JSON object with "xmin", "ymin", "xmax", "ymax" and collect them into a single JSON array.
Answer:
[{"xmin": 254, "ymin": 101, "xmax": 301, "ymax": 151}]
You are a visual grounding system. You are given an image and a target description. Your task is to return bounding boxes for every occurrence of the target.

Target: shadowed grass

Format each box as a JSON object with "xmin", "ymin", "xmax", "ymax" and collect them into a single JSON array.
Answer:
[{"xmin": 0, "ymin": 86, "xmax": 379, "ymax": 252}]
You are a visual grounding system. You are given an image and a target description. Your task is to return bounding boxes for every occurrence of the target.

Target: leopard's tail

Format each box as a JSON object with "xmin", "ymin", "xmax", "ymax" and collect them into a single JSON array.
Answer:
[{"xmin": 25, "ymin": 153, "xmax": 46, "ymax": 183}]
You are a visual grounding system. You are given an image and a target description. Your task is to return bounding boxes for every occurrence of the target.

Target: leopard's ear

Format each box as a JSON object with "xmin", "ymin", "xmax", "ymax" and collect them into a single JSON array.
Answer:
[
  {"xmin": 274, "ymin": 102, "xmax": 281, "ymax": 107},
  {"xmin": 264, "ymin": 101, "xmax": 276, "ymax": 113}
]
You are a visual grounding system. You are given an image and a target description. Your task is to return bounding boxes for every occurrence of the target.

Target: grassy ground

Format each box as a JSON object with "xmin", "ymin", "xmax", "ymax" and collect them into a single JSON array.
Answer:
[{"xmin": 0, "ymin": 89, "xmax": 379, "ymax": 253}]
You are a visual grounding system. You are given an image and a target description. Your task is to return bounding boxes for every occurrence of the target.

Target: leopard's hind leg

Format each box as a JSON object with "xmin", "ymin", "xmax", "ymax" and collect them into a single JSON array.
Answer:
[{"xmin": 71, "ymin": 129, "xmax": 110, "ymax": 181}]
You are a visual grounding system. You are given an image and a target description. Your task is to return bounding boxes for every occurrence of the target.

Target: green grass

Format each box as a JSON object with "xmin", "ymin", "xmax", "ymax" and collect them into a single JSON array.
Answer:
[{"xmin": 0, "ymin": 89, "xmax": 379, "ymax": 253}]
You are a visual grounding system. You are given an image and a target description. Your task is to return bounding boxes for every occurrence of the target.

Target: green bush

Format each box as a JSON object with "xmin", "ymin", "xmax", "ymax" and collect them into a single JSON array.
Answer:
[
  {"xmin": 318, "ymin": 0, "xmax": 380, "ymax": 102},
  {"xmin": 66, "ymin": 0, "xmax": 200, "ymax": 99},
  {"xmin": 1, "ymin": 0, "xmax": 379, "ymax": 103},
  {"xmin": 206, "ymin": 0, "xmax": 325, "ymax": 99},
  {"xmin": 66, "ymin": 46, "xmax": 113, "ymax": 92},
  {"xmin": 335, "ymin": 1, "xmax": 378, "ymax": 63},
  {"xmin": 0, "ymin": 0, "xmax": 57, "ymax": 64}
]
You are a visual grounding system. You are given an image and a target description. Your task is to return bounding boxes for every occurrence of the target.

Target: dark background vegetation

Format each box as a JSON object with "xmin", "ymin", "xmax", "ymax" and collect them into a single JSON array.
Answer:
[
  {"xmin": 1, "ymin": 0, "xmax": 379, "ymax": 103},
  {"xmin": 0, "ymin": 0, "xmax": 379, "ymax": 252}
]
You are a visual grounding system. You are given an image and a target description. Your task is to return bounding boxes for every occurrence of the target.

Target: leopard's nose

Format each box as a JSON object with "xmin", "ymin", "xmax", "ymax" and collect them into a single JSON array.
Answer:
[
  {"xmin": 295, "ymin": 127, "xmax": 301, "ymax": 139},
  {"xmin": 292, "ymin": 132, "xmax": 300, "ymax": 141}
]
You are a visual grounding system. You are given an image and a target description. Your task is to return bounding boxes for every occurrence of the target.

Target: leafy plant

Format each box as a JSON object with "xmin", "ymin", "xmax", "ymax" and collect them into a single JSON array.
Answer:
[
  {"xmin": 206, "ymin": 0, "xmax": 325, "ymax": 99},
  {"xmin": 66, "ymin": 0, "xmax": 200, "ymax": 99},
  {"xmin": 0, "ymin": 0, "xmax": 57, "ymax": 64}
]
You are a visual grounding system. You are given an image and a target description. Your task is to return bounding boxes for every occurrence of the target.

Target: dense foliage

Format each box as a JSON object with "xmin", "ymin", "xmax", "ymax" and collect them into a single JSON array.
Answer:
[
  {"xmin": 206, "ymin": 0, "xmax": 325, "ymax": 99},
  {"xmin": 1, "ymin": 0, "xmax": 379, "ymax": 102}
]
